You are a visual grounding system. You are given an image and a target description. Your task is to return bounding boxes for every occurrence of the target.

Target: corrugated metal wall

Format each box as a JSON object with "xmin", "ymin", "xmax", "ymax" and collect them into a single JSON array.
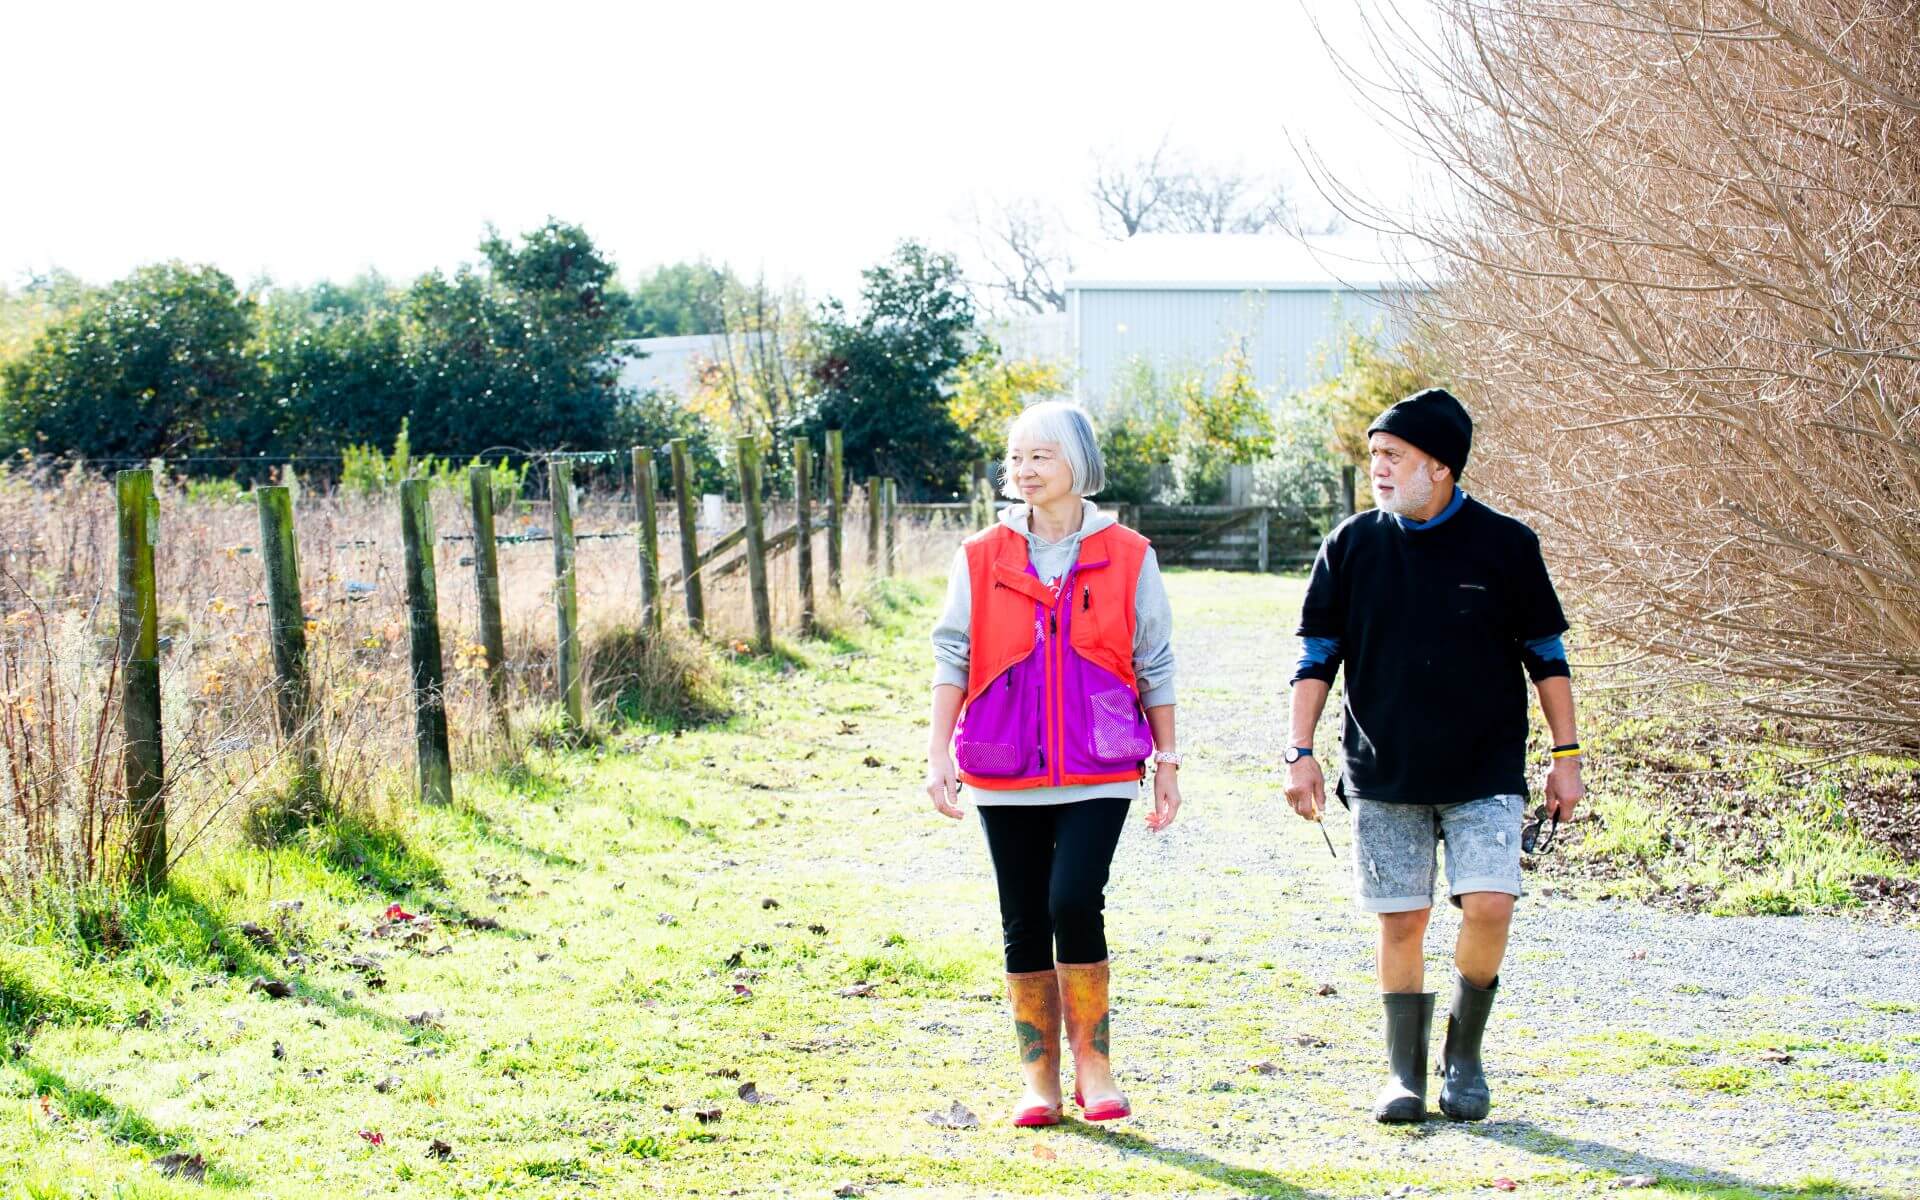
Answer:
[{"xmin": 1069, "ymin": 287, "xmax": 1409, "ymax": 409}]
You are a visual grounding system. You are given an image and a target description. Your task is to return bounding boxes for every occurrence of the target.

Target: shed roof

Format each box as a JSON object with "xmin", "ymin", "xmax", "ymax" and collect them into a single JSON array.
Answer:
[{"xmin": 1064, "ymin": 232, "xmax": 1429, "ymax": 293}]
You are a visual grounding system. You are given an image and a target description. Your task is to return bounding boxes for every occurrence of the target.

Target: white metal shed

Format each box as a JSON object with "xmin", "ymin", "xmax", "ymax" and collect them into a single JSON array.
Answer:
[{"xmin": 1064, "ymin": 233, "xmax": 1426, "ymax": 409}]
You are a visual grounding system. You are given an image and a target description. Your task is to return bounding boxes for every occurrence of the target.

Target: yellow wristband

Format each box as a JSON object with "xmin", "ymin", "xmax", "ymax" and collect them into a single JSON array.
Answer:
[{"xmin": 1550, "ymin": 748, "xmax": 1583, "ymax": 760}]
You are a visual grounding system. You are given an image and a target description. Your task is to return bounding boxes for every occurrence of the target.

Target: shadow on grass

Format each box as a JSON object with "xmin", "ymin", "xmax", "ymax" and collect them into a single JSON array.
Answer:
[
  {"xmin": 1463, "ymin": 1118, "xmax": 1883, "ymax": 1199},
  {"xmin": 308, "ymin": 812, "xmax": 448, "ymax": 897},
  {"xmin": 449, "ymin": 795, "xmax": 581, "ymax": 870},
  {"xmin": 16, "ymin": 1057, "xmax": 249, "ymax": 1188},
  {"xmin": 163, "ymin": 889, "xmax": 440, "ymax": 1041},
  {"xmin": 1058, "ymin": 1123, "xmax": 1329, "ymax": 1199}
]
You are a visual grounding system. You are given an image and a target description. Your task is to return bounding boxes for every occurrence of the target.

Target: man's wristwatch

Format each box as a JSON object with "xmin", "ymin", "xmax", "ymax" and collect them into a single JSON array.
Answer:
[
  {"xmin": 1283, "ymin": 746, "xmax": 1313, "ymax": 765},
  {"xmin": 1152, "ymin": 750, "xmax": 1183, "ymax": 769}
]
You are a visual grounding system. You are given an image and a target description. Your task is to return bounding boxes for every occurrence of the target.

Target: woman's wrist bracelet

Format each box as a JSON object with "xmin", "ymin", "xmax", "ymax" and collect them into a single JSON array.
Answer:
[{"xmin": 1550, "ymin": 742, "xmax": 1582, "ymax": 760}]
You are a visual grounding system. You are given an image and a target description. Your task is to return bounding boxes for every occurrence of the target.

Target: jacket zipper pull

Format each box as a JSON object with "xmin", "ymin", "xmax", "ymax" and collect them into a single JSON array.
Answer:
[
  {"xmin": 1049, "ymin": 612, "xmax": 1057, "ymax": 636},
  {"xmin": 1082, "ymin": 585, "xmax": 1090, "ymax": 611}
]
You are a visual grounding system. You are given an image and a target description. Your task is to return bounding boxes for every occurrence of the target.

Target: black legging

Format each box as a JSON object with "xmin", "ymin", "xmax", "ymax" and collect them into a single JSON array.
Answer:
[{"xmin": 977, "ymin": 797, "xmax": 1131, "ymax": 974}]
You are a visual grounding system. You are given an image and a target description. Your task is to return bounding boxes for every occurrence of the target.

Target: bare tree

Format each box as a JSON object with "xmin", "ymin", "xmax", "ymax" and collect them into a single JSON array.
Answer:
[
  {"xmin": 1090, "ymin": 138, "xmax": 1183, "ymax": 237},
  {"xmin": 972, "ymin": 198, "xmax": 1074, "ymax": 314},
  {"xmin": 1314, "ymin": 0, "xmax": 1920, "ymax": 747},
  {"xmin": 1158, "ymin": 167, "xmax": 1293, "ymax": 234}
]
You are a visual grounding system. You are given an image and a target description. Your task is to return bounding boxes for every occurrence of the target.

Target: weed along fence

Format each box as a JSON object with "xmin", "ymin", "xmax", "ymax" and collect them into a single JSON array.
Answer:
[{"xmin": 0, "ymin": 433, "xmax": 974, "ymax": 894}]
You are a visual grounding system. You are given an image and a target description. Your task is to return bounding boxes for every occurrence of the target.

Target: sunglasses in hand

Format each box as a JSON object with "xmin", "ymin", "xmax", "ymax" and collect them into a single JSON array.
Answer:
[{"xmin": 1521, "ymin": 806, "xmax": 1559, "ymax": 855}]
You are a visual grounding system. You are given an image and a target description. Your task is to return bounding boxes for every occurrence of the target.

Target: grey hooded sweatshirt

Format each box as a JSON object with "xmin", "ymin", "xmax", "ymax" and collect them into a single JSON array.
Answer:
[{"xmin": 931, "ymin": 499, "xmax": 1176, "ymax": 806}]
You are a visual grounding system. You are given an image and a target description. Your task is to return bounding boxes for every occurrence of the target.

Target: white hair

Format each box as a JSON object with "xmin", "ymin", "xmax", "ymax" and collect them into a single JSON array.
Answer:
[{"xmin": 1001, "ymin": 401, "xmax": 1106, "ymax": 499}]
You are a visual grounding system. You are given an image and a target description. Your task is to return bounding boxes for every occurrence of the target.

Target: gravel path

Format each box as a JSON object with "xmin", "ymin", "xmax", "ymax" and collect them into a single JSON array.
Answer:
[{"xmin": 818, "ymin": 570, "xmax": 1920, "ymax": 1199}]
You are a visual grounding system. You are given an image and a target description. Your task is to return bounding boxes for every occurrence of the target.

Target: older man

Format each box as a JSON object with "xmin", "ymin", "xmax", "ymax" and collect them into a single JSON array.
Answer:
[{"xmin": 1283, "ymin": 387, "xmax": 1584, "ymax": 1122}]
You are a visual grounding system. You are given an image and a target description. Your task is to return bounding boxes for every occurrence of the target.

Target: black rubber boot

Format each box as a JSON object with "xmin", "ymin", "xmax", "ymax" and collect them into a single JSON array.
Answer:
[
  {"xmin": 1372, "ymin": 991, "xmax": 1434, "ymax": 1123},
  {"xmin": 1439, "ymin": 973, "xmax": 1497, "ymax": 1121}
]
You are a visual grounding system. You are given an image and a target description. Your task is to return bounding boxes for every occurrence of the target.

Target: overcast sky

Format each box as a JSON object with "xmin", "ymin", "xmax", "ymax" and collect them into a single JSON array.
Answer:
[{"xmin": 1, "ymin": 0, "xmax": 1430, "ymax": 303}]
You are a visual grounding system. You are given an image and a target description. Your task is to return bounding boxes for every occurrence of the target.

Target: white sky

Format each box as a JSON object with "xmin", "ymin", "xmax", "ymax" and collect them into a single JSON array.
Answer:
[{"xmin": 0, "ymin": 0, "xmax": 1429, "ymax": 304}]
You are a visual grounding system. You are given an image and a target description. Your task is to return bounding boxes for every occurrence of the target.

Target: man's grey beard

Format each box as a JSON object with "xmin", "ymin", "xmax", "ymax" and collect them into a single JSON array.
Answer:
[{"xmin": 1374, "ymin": 470, "xmax": 1434, "ymax": 516}]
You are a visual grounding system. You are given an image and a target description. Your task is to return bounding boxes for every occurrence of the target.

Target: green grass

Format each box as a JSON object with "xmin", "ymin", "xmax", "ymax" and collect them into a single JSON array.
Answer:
[
  {"xmin": 1, "ymin": 571, "xmax": 1913, "ymax": 1199},
  {"xmin": 1553, "ymin": 688, "xmax": 1920, "ymax": 916}
]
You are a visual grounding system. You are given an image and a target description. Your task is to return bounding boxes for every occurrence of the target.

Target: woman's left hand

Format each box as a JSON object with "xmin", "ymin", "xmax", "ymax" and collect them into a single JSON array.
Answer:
[{"xmin": 1146, "ymin": 764, "xmax": 1182, "ymax": 832}]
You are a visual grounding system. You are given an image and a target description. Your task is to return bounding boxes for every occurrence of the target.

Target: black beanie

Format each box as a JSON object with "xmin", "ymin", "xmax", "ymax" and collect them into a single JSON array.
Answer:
[{"xmin": 1366, "ymin": 387, "xmax": 1472, "ymax": 479}]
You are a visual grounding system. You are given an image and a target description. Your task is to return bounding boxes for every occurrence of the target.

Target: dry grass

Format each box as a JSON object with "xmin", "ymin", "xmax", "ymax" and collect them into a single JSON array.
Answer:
[{"xmin": 0, "ymin": 461, "xmax": 971, "ymax": 889}]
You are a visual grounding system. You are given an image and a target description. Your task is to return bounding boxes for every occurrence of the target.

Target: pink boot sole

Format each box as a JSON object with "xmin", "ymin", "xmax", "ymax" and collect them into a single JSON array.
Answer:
[
  {"xmin": 1073, "ymin": 1089, "xmax": 1132, "ymax": 1121},
  {"xmin": 1013, "ymin": 1104, "xmax": 1062, "ymax": 1127}
]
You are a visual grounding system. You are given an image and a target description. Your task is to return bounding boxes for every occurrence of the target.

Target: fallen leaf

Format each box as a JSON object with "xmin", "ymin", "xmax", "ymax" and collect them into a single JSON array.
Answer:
[
  {"xmin": 833, "ymin": 1183, "xmax": 864, "ymax": 1198},
  {"xmin": 236, "ymin": 921, "xmax": 275, "ymax": 948},
  {"xmin": 1249, "ymin": 1060, "xmax": 1282, "ymax": 1075},
  {"xmin": 406, "ymin": 1010, "xmax": 444, "ymax": 1029},
  {"xmin": 724, "ymin": 950, "xmax": 745, "ymax": 969},
  {"xmin": 153, "ymin": 1153, "xmax": 207, "ymax": 1181},
  {"xmin": 737, "ymin": 1081, "xmax": 763, "ymax": 1104},
  {"xmin": 808, "ymin": 923, "xmax": 829, "ymax": 936},
  {"xmin": 1626, "ymin": 948, "xmax": 1648, "ymax": 961},
  {"xmin": 657, "ymin": 913, "xmax": 679, "ymax": 926},
  {"xmin": 1314, "ymin": 982, "xmax": 1338, "ymax": 997},
  {"xmin": 271, "ymin": 1041, "xmax": 286, "ymax": 1060},
  {"xmin": 1032, "ymin": 1143, "xmax": 1057, "ymax": 1161},
  {"xmin": 708, "ymin": 1067, "xmax": 741, "ymax": 1079},
  {"xmin": 248, "ymin": 977, "xmax": 293, "ymax": 999},
  {"xmin": 1493, "ymin": 1179, "xmax": 1517, "ymax": 1192},
  {"xmin": 1758, "ymin": 1049, "xmax": 1794, "ymax": 1064},
  {"xmin": 730, "ymin": 983, "xmax": 753, "ymax": 998},
  {"xmin": 359, "ymin": 1129, "xmax": 384, "ymax": 1146},
  {"xmin": 427, "ymin": 1138, "xmax": 454, "ymax": 1161},
  {"xmin": 345, "ymin": 954, "xmax": 383, "ymax": 972},
  {"xmin": 375, "ymin": 1075, "xmax": 404, "ymax": 1094},
  {"xmin": 1290, "ymin": 1033, "xmax": 1329, "ymax": 1048},
  {"xmin": 760, "ymin": 897, "xmax": 780, "ymax": 910},
  {"xmin": 838, "ymin": 982, "xmax": 877, "ymax": 998},
  {"xmin": 862, "ymin": 755, "xmax": 883, "ymax": 768},
  {"xmin": 463, "ymin": 916, "xmax": 502, "ymax": 931},
  {"xmin": 925, "ymin": 1101, "xmax": 979, "ymax": 1129},
  {"xmin": 385, "ymin": 903, "xmax": 417, "ymax": 922},
  {"xmin": 694, "ymin": 1106, "xmax": 722, "ymax": 1124},
  {"xmin": 1611, "ymin": 1175, "xmax": 1658, "ymax": 1190}
]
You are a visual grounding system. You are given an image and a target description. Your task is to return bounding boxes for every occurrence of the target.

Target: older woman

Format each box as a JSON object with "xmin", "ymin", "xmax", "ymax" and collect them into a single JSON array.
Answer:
[{"xmin": 927, "ymin": 400, "xmax": 1180, "ymax": 1128}]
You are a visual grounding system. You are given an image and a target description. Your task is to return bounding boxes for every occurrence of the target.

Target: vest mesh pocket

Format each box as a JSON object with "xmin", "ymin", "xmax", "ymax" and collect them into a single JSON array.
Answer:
[{"xmin": 1087, "ymin": 688, "xmax": 1152, "ymax": 764}]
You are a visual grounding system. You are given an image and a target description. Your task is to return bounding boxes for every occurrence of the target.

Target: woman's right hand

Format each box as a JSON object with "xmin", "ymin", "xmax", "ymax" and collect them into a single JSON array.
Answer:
[{"xmin": 927, "ymin": 750, "xmax": 964, "ymax": 820}]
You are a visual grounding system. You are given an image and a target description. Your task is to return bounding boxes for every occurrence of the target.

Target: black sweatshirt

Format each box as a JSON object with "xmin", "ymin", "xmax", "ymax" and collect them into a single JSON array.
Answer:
[{"xmin": 1293, "ymin": 493, "xmax": 1569, "ymax": 806}]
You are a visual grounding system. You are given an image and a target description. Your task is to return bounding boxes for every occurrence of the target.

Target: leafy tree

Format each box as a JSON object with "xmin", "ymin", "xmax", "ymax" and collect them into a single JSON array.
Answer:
[
  {"xmin": 403, "ymin": 220, "xmax": 634, "ymax": 455},
  {"xmin": 0, "ymin": 263, "xmax": 262, "ymax": 461},
  {"xmin": 255, "ymin": 278, "xmax": 412, "ymax": 455},
  {"xmin": 1308, "ymin": 318, "xmax": 1428, "ymax": 471},
  {"xmin": 621, "ymin": 261, "xmax": 734, "ymax": 338},
  {"xmin": 801, "ymin": 242, "xmax": 977, "ymax": 497},
  {"xmin": 1174, "ymin": 342, "xmax": 1276, "ymax": 503},
  {"xmin": 946, "ymin": 347, "xmax": 1069, "ymax": 460},
  {"xmin": 610, "ymin": 388, "xmax": 731, "ymax": 496}
]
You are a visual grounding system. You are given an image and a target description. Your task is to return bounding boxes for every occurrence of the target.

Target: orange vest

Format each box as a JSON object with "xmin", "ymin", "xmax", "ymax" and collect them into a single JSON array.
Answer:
[{"xmin": 959, "ymin": 521, "xmax": 1151, "ymax": 790}]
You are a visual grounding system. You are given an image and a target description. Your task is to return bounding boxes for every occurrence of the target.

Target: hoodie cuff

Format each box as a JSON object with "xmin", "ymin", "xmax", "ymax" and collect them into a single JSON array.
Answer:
[
  {"xmin": 932, "ymin": 663, "xmax": 968, "ymax": 691},
  {"xmin": 1139, "ymin": 682, "xmax": 1176, "ymax": 709}
]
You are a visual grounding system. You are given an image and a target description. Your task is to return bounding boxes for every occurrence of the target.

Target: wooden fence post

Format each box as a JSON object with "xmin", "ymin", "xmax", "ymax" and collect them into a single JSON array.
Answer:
[
  {"xmin": 865, "ymin": 477, "xmax": 881, "ymax": 576},
  {"xmin": 883, "ymin": 477, "xmax": 898, "ymax": 577},
  {"xmin": 257, "ymin": 484, "xmax": 321, "ymax": 813},
  {"xmin": 825, "ymin": 430, "xmax": 845, "ymax": 598},
  {"xmin": 1257, "ymin": 508, "xmax": 1272, "ymax": 574},
  {"xmin": 468, "ymin": 466, "xmax": 510, "ymax": 736},
  {"xmin": 116, "ymin": 469, "xmax": 166, "ymax": 889},
  {"xmin": 632, "ymin": 446, "xmax": 662, "ymax": 632},
  {"xmin": 671, "ymin": 438, "xmax": 705, "ymax": 633},
  {"xmin": 549, "ymin": 459, "xmax": 584, "ymax": 731},
  {"xmin": 737, "ymin": 436, "xmax": 774, "ymax": 654},
  {"xmin": 400, "ymin": 480, "xmax": 453, "ymax": 806},
  {"xmin": 794, "ymin": 439, "xmax": 815, "ymax": 636}
]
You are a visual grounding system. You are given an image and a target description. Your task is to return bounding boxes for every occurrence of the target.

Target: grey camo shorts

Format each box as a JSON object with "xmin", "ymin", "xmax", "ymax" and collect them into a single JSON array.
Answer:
[{"xmin": 1351, "ymin": 793, "xmax": 1525, "ymax": 913}]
